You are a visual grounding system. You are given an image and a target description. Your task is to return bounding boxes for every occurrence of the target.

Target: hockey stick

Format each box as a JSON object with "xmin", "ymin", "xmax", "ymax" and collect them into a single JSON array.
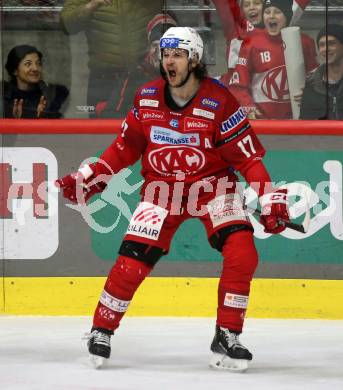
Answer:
[{"xmin": 243, "ymin": 205, "xmax": 309, "ymax": 233}]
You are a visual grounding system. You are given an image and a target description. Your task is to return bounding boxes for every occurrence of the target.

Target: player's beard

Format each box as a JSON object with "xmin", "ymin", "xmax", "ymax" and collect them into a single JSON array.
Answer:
[{"xmin": 173, "ymin": 68, "xmax": 192, "ymax": 88}]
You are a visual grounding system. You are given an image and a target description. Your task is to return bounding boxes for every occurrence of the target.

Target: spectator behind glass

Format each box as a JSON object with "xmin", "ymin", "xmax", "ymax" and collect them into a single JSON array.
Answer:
[
  {"xmin": 300, "ymin": 24, "xmax": 343, "ymax": 120},
  {"xmin": 95, "ymin": 13, "xmax": 177, "ymax": 118},
  {"xmin": 3, "ymin": 45, "xmax": 69, "ymax": 118},
  {"xmin": 228, "ymin": 0, "xmax": 318, "ymax": 119},
  {"xmin": 213, "ymin": 0, "xmax": 264, "ymax": 80},
  {"xmin": 60, "ymin": 0, "xmax": 161, "ymax": 116},
  {"xmin": 241, "ymin": 0, "xmax": 264, "ymax": 28},
  {"xmin": 214, "ymin": 0, "xmax": 310, "ymax": 87}
]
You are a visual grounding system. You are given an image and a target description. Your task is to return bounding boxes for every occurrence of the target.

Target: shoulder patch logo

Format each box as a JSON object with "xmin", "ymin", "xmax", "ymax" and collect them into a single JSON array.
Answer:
[{"xmin": 221, "ymin": 108, "xmax": 246, "ymax": 134}]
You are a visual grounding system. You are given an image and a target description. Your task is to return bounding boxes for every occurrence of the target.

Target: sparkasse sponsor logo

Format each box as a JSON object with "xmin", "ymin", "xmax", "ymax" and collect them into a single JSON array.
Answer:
[
  {"xmin": 201, "ymin": 98, "xmax": 220, "ymax": 110},
  {"xmin": 221, "ymin": 108, "xmax": 246, "ymax": 134},
  {"xmin": 150, "ymin": 127, "xmax": 200, "ymax": 146},
  {"xmin": 140, "ymin": 109, "xmax": 165, "ymax": 121}
]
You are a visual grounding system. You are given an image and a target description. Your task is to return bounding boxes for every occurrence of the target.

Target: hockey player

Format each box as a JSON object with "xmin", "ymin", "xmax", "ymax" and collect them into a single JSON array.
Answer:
[
  {"xmin": 228, "ymin": 0, "xmax": 318, "ymax": 119},
  {"xmin": 56, "ymin": 27, "xmax": 290, "ymax": 372}
]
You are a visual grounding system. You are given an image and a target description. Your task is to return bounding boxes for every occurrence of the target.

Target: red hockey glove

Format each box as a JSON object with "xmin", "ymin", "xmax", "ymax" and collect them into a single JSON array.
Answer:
[
  {"xmin": 259, "ymin": 189, "xmax": 290, "ymax": 234},
  {"xmin": 55, "ymin": 164, "xmax": 106, "ymax": 204}
]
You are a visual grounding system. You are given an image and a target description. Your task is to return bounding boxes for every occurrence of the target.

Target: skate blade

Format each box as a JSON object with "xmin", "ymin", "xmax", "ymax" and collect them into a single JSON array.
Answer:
[
  {"xmin": 209, "ymin": 353, "xmax": 249, "ymax": 372},
  {"xmin": 89, "ymin": 354, "xmax": 107, "ymax": 369}
]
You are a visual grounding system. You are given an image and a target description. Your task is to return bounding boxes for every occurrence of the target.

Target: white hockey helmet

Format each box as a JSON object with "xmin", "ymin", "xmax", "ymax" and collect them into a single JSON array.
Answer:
[{"xmin": 159, "ymin": 27, "xmax": 204, "ymax": 62}]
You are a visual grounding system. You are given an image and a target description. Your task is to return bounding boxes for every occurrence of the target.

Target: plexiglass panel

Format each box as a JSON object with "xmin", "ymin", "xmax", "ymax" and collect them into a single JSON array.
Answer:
[{"xmin": 0, "ymin": 1, "xmax": 342, "ymax": 120}]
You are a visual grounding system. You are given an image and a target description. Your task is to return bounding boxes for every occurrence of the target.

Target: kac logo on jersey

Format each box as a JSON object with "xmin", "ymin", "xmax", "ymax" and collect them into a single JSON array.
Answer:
[
  {"xmin": 201, "ymin": 98, "xmax": 220, "ymax": 110},
  {"xmin": 151, "ymin": 127, "xmax": 200, "ymax": 146},
  {"xmin": 221, "ymin": 108, "xmax": 246, "ymax": 134},
  {"xmin": 140, "ymin": 87, "xmax": 157, "ymax": 96},
  {"xmin": 0, "ymin": 148, "xmax": 58, "ymax": 260},
  {"xmin": 262, "ymin": 66, "xmax": 289, "ymax": 102},
  {"xmin": 169, "ymin": 119, "xmax": 179, "ymax": 128},
  {"xmin": 148, "ymin": 146, "xmax": 205, "ymax": 176}
]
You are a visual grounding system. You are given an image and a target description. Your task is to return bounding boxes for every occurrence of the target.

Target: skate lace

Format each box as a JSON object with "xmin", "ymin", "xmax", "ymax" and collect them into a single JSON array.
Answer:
[
  {"xmin": 221, "ymin": 328, "xmax": 244, "ymax": 350},
  {"xmin": 83, "ymin": 330, "xmax": 110, "ymax": 346}
]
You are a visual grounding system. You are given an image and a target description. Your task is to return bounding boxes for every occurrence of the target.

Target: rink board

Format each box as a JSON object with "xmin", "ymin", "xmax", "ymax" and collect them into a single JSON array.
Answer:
[
  {"xmin": 1, "ymin": 277, "xmax": 343, "ymax": 319},
  {"xmin": 1, "ymin": 129, "xmax": 343, "ymax": 320}
]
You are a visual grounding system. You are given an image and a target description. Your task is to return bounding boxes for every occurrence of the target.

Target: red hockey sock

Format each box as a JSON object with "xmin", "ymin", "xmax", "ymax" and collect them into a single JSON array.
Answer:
[
  {"xmin": 217, "ymin": 230, "xmax": 258, "ymax": 332},
  {"xmin": 93, "ymin": 255, "xmax": 153, "ymax": 331}
]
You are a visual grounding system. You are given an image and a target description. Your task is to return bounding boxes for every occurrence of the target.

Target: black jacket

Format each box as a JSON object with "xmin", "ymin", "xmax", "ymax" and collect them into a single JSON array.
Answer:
[
  {"xmin": 3, "ymin": 80, "xmax": 69, "ymax": 118},
  {"xmin": 96, "ymin": 57, "xmax": 158, "ymax": 118},
  {"xmin": 300, "ymin": 65, "xmax": 343, "ymax": 120}
]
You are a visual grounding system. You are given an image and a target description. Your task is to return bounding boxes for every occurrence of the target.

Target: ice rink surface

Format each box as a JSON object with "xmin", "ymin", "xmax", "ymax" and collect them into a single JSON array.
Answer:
[{"xmin": 0, "ymin": 316, "xmax": 342, "ymax": 390}]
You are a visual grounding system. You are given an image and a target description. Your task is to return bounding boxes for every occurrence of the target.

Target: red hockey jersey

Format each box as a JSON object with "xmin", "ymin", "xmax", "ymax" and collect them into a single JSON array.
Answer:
[
  {"xmin": 95, "ymin": 77, "xmax": 265, "ymax": 195},
  {"xmin": 228, "ymin": 31, "xmax": 318, "ymax": 119}
]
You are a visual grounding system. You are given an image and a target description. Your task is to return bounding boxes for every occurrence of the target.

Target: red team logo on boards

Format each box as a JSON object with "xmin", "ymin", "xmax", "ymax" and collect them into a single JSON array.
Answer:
[
  {"xmin": 148, "ymin": 146, "xmax": 205, "ymax": 176},
  {"xmin": 262, "ymin": 66, "xmax": 290, "ymax": 102},
  {"xmin": 184, "ymin": 117, "xmax": 211, "ymax": 131}
]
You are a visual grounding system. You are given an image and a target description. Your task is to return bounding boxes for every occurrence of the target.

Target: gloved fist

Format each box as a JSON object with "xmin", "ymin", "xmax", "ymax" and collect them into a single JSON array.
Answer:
[
  {"xmin": 55, "ymin": 164, "xmax": 106, "ymax": 204},
  {"xmin": 259, "ymin": 189, "xmax": 290, "ymax": 234}
]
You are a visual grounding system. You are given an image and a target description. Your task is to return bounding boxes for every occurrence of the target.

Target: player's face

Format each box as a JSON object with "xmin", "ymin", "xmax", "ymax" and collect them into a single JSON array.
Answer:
[
  {"xmin": 318, "ymin": 36, "xmax": 343, "ymax": 66},
  {"xmin": 14, "ymin": 52, "xmax": 42, "ymax": 87},
  {"xmin": 264, "ymin": 6, "xmax": 287, "ymax": 36},
  {"xmin": 242, "ymin": 0, "xmax": 263, "ymax": 26},
  {"xmin": 162, "ymin": 48, "xmax": 194, "ymax": 87}
]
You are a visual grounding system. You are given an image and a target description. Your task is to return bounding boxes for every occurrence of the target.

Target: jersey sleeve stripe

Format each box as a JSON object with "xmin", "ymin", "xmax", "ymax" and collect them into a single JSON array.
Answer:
[{"xmin": 215, "ymin": 123, "xmax": 251, "ymax": 147}]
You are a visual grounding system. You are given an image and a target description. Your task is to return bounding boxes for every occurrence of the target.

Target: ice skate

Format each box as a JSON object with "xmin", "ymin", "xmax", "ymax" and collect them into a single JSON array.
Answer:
[
  {"xmin": 209, "ymin": 326, "xmax": 252, "ymax": 372},
  {"xmin": 84, "ymin": 328, "xmax": 112, "ymax": 369}
]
